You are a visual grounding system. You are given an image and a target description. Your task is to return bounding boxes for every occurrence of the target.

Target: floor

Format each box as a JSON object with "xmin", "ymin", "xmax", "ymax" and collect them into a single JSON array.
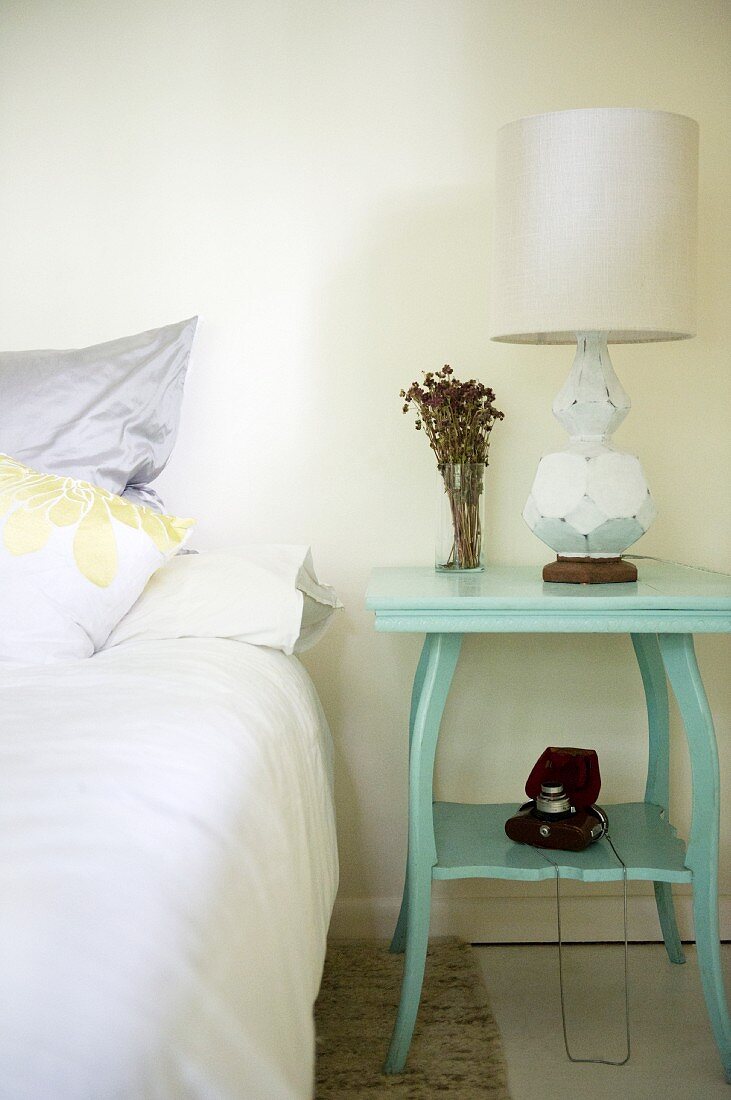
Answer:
[{"xmin": 474, "ymin": 942, "xmax": 731, "ymax": 1100}]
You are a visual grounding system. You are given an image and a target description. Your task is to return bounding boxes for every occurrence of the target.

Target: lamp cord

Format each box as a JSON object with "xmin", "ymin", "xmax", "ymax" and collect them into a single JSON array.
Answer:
[
  {"xmin": 626, "ymin": 554, "xmax": 731, "ymax": 578},
  {"xmin": 534, "ymin": 834, "xmax": 631, "ymax": 1067},
  {"xmin": 529, "ymin": 554, "xmax": 727, "ymax": 1061}
]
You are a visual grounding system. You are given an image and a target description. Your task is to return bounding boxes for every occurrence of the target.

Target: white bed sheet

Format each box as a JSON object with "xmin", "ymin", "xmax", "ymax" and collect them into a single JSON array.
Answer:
[{"xmin": 0, "ymin": 637, "xmax": 338, "ymax": 1099}]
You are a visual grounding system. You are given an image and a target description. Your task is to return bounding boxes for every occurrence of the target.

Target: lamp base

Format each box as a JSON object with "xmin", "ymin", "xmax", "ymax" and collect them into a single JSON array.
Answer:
[
  {"xmin": 543, "ymin": 555, "xmax": 638, "ymax": 585},
  {"xmin": 522, "ymin": 335, "xmax": 658, "ymax": 569}
]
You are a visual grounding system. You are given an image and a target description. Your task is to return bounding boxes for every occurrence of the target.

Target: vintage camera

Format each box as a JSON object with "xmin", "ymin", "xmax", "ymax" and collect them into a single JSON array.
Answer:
[{"xmin": 505, "ymin": 746, "xmax": 608, "ymax": 852}]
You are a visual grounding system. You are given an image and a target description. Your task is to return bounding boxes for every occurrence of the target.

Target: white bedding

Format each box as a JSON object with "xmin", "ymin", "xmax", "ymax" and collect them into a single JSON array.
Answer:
[{"xmin": 0, "ymin": 637, "xmax": 338, "ymax": 1099}]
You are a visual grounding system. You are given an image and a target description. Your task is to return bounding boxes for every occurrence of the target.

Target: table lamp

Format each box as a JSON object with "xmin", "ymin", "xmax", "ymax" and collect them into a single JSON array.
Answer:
[{"xmin": 490, "ymin": 108, "xmax": 699, "ymax": 583}]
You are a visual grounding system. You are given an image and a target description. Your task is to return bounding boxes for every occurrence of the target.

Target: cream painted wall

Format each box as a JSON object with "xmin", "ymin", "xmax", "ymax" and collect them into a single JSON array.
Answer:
[{"xmin": 0, "ymin": 0, "xmax": 728, "ymax": 941}]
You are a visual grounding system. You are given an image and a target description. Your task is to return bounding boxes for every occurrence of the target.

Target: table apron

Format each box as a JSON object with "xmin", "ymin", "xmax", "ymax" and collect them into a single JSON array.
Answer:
[{"xmin": 373, "ymin": 611, "xmax": 731, "ymax": 633}]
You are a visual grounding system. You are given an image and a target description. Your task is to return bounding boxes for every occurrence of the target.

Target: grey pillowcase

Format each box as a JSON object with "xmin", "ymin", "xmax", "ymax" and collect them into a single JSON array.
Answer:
[
  {"xmin": 121, "ymin": 483, "xmax": 167, "ymax": 512},
  {"xmin": 0, "ymin": 317, "xmax": 198, "ymax": 502}
]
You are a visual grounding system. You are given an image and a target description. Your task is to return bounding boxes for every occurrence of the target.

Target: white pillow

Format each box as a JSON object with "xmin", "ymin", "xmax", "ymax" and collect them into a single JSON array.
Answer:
[
  {"xmin": 104, "ymin": 546, "xmax": 341, "ymax": 655},
  {"xmin": 0, "ymin": 454, "xmax": 194, "ymax": 664}
]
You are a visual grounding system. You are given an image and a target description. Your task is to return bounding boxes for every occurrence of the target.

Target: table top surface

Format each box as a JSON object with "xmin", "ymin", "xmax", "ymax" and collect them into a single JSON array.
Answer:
[{"xmin": 366, "ymin": 560, "xmax": 731, "ymax": 613}]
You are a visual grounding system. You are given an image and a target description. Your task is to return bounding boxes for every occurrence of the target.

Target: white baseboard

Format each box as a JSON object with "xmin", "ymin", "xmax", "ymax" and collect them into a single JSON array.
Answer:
[{"xmin": 329, "ymin": 892, "xmax": 731, "ymax": 943}]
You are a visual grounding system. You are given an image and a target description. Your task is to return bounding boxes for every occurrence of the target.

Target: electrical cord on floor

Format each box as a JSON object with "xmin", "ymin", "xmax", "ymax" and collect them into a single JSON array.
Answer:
[{"xmin": 534, "ymin": 835, "xmax": 631, "ymax": 1067}]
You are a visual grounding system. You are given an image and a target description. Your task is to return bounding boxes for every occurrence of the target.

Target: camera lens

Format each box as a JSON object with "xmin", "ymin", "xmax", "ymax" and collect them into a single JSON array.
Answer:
[{"xmin": 535, "ymin": 782, "xmax": 572, "ymax": 819}]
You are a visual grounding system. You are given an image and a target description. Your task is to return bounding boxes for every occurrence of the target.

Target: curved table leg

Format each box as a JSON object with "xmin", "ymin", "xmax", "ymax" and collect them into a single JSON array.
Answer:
[
  {"xmin": 384, "ymin": 631, "xmax": 462, "ymax": 1074},
  {"xmin": 658, "ymin": 633, "xmax": 731, "ymax": 1083},
  {"xmin": 631, "ymin": 633, "xmax": 685, "ymax": 964},
  {"xmin": 390, "ymin": 635, "xmax": 432, "ymax": 954}
]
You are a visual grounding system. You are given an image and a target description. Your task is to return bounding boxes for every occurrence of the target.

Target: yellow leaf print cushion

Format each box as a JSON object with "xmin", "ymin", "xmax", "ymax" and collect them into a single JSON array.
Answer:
[{"xmin": 0, "ymin": 454, "xmax": 194, "ymax": 664}]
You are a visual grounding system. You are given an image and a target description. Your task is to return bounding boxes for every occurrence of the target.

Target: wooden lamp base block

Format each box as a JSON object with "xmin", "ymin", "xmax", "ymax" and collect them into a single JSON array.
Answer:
[{"xmin": 543, "ymin": 555, "xmax": 638, "ymax": 584}]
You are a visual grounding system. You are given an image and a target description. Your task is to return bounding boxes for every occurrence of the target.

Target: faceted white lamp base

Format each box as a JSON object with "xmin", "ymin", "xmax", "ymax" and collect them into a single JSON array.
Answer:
[{"xmin": 523, "ymin": 333, "xmax": 656, "ymax": 583}]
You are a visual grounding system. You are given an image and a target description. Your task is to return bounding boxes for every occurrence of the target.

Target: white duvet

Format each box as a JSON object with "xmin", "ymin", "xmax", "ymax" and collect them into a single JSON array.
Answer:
[{"xmin": 0, "ymin": 637, "xmax": 338, "ymax": 1099}]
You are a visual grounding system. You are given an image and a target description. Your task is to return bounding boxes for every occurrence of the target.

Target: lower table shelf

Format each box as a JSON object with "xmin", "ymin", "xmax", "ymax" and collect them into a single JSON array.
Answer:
[{"xmin": 432, "ymin": 801, "xmax": 692, "ymax": 884}]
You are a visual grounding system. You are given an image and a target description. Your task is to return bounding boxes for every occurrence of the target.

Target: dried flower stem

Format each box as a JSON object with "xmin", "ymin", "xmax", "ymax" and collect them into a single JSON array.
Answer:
[{"xmin": 441, "ymin": 462, "xmax": 483, "ymax": 569}]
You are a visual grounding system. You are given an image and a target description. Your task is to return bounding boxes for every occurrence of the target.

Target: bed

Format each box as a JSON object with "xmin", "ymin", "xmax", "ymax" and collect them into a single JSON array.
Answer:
[
  {"xmin": 0, "ymin": 319, "xmax": 340, "ymax": 1097},
  {"xmin": 0, "ymin": 593, "xmax": 338, "ymax": 1098}
]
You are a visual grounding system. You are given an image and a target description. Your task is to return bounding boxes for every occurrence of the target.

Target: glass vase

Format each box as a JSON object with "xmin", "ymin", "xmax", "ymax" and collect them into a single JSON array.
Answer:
[{"xmin": 435, "ymin": 462, "xmax": 485, "ymax": 572}]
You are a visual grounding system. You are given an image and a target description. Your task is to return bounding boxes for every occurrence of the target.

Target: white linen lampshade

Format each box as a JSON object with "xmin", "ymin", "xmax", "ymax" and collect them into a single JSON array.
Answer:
[
  {"xmin": 491, "ymin": 108, "xmax": 699, "ymax": 344},
  {"xmin": 490, "ymin": 108, "xmax": 699, "ymax": 583}
]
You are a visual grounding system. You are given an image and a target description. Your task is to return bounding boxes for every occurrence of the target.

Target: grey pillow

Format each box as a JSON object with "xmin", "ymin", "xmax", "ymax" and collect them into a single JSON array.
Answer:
[{"xmin": 0, "ymin": 317, "xmax": 197, "ymax": 501}]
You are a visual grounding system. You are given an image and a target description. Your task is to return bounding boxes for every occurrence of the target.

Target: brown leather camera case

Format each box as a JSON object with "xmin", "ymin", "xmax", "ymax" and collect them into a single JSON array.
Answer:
[{"xmin": 505, "ymin": 806, "xmax": 604, "ymax": 852}]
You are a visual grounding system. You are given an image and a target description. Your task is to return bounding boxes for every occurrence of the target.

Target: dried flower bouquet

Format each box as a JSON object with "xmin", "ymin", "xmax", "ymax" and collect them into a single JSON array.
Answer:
[{"xmin": 401, "ymin": 365, "xmax": 504, "ymax": 569}]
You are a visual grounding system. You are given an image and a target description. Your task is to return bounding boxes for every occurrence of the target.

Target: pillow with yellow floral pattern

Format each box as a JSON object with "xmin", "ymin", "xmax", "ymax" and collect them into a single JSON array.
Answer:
[{"xmin": 0, "ymin": 454, "xmax": 194, "ymax": 663}]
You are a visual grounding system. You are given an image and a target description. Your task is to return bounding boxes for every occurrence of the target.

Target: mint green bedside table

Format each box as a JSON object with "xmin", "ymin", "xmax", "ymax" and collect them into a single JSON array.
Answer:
[{"xmin": 366, "ymin": 562, "xmax": 731, "ymax": 1080}]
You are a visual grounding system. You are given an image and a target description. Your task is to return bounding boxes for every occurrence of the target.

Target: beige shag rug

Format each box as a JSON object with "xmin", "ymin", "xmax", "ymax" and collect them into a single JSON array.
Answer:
[{"xmin": 314, "ymin": 938, "xmax": 511, "ymax": 1098}]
